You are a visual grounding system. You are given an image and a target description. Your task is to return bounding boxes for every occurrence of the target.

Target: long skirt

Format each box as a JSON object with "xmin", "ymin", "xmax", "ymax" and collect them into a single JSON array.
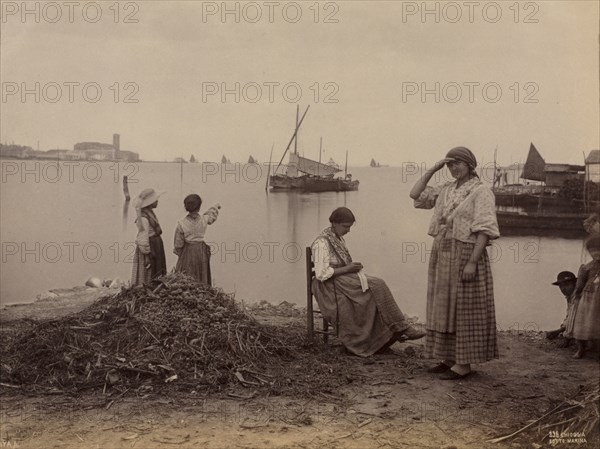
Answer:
[
  {"xmin": 562, "ymin": 299, "xmax": 578, "ymax": 338},
  {"xmin": 131, "ymin": 247, "xmax": 151, "ymax": 286},
  {"xmin": 571, "ymin": 279, "xmax": 600, "ymax": 340},
  {"xmin": 175, "ymin": 241, "xmax": 212, "ymax": 285},
  {"xmin": 312, "ymin": 273, "xmax": 409, "ymax": 357},
  {"xmin": 149, "ymin": 235, "xmax": 167, "ymax": 280},
  {"xmin": 426, "ymin": 235, "xmax": 498, "ymax": 365}
]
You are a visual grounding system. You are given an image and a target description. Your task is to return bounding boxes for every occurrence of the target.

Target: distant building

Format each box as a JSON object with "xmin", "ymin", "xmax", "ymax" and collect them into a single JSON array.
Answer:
[
  {"xmin": 73, "ymin": 133, "xmax": 139, "ymax": 161},
  {"xmin": 116, "ymin": 150, "xmax": 141, "ymax": 162},
  {"xmin": 585, "ymin": 150, "xmax": 600, "ymax": 183},
  {"xmin": 543, "ymin": 163, "xmax": 584, "ymax": 188},
  {"xmin": 1, "ymin": 133, "xmax": 140, "ymax": 162},
  {"xmin": 0, "ymin": 144, "xmax": 34, "ymax": 159}
]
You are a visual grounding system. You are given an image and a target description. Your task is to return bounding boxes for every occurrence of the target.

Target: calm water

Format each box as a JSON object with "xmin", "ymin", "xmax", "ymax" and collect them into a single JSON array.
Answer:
[{"xmin": 0, "ymin": 160, "xmax": 589, "ymax": 330}]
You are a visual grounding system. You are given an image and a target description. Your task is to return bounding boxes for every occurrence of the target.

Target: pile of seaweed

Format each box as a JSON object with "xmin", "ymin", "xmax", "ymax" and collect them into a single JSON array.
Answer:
[
  {"xmin": 490, "ymin": 383, "xmax": 599, "ymax": 447},
  {"xmin": 0, "ymin": 273, "xmax": 350, "ymax": 395}
]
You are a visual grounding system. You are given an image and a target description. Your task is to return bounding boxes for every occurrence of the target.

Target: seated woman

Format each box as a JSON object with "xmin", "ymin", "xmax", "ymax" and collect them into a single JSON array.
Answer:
[{"xmin": 311, "ymin": 207, "xmax": 425, "ymax": 357}]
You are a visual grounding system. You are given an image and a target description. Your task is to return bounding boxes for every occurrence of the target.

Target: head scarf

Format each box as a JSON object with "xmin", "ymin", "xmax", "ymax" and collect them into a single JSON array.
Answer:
[
  {"xmin": 446, "ymin": 147, "xmax": 477, "ymax": 169},
  {"xmin": 329, "ymin": 207, "xmax": 356, "ymax": 224}
]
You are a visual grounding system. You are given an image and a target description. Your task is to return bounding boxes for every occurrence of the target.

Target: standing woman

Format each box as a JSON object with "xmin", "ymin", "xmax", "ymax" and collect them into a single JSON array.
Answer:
[
  {"xmin": 173, "ymin": 194, "xmax": 220, "ymax": 285},
  {"xmin": 570, "ymin": 233, "xmax": 600, "ymax": 358},
  {"xmin": 409, "ymin": 147, "xmax": 500, "ymax": 379},
  {"xmin": 131, "ymin": 188, "xmax": 167, "ymax": 286}
]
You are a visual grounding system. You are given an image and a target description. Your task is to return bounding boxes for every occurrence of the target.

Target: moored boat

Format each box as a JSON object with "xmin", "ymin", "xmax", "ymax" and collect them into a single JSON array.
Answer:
[{"xmin": 268, "ymin": 106, "xmax": 359, "ymax": 193}]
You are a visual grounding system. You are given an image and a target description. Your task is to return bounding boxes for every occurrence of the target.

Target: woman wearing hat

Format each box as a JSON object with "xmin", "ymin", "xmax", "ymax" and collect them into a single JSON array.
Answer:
[
  {"xmin": 131, "ymin": 188, "xmax": 166, "ymax": 286},
  {"xmin": 409, "ymin": 147, "xmax": 500, "ymax": 379},
  {"xmin": 311, "ymin": 207, "xmax": 426, "ymax": 357},
  {"xmin": 570, "ymin": 233, "xmax": 600, "ymax": 358}
]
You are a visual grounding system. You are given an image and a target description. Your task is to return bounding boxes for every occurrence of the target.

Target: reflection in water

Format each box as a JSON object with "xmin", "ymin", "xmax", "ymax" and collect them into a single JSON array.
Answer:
[
  {"xmin": 122, "ymin": 200, "xmax": 130, "ymax": 232},
  {"xmin": 0, "ymin": 163, "xmax": 590, "ymax": 332}
]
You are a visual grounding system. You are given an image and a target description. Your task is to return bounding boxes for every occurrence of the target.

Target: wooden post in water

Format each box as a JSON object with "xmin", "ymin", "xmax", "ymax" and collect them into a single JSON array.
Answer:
[{"xmin": 123, "ymin": 176, "xmax": 130, "ymax": 201}]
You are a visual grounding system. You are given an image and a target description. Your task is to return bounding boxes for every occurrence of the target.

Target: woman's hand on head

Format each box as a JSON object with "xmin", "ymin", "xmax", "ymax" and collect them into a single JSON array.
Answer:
[{"xmin": 432, "ymin": 158, "xmax": 452, "ymax": 172}]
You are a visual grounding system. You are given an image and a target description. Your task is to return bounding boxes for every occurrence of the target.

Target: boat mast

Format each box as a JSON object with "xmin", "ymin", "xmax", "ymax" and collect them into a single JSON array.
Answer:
[
  {"xmin": 294, "ymin": 105, "xmax": 299, "ymax": 155},
  {"xmin": 582, "ymin": 151, "xmax": 588, "ymax": 213},
  {"xmin": 318, "ymin": 137, "xmax": 322, "ymax": 177},
  {"xmin": 493, "ymin": 145, "xmax": 497, "ymax": 188},
  {"xmin": 274, "ymin": 105, "xmax": 310, "ymax": 173},
  {"xmin": 265, "ymin": 143, "xmax": 274, "ymax": 192},
  {"xmin": 345, "ymin": 150, "xmax": 348, "ymax": 178}
]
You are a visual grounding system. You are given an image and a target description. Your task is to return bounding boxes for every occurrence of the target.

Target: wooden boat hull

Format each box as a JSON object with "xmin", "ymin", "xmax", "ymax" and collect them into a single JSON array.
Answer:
[
  {"xmin": 496, "ymin": 210, "xmax": 588, "ymax": 238},
  {"xmin": 269, "ymin": 174, "xmax": 306, "ymax": 189},
  {"xmin": 269, "ymin": 174, "xmax": 359, "ymax": 192},
  {"xmin": 303, "ymin": 178, "xmax": 359, "ymax": 192}
]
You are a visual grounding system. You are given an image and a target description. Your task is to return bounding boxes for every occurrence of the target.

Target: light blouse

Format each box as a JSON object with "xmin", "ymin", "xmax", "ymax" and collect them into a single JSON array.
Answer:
[
  {"xmin": 135, "ymin": 217, "xmax": 158, "ymax": 255},
  {"xmin": 311, "ymin": 236, "xmax": 368, "ymax": 290},
  {"xmin": 414, "ymin": 179, "xmax": 500, "ymax": 242},
  {"xmin": 173, "ymin": 206, "xmax": 219, "ymax": 255},
  {"xmin": 311, "ymin": 237, "xmax": 337, "ymax": 281}
]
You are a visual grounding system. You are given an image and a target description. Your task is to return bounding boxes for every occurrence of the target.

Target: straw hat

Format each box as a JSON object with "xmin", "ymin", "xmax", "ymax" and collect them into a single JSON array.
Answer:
[{"xmin": 135, "ymin": 188, "xmax": 165, "ymax": 209}]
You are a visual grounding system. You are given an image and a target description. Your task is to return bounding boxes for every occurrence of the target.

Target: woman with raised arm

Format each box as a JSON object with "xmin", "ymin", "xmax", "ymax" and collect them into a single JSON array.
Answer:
[
  {"xmin": 173, "ymin": 194, "xmax": 220, "ymax": 285},
  {"xmin": 409, "ymin": 147, "xmax": 499, "ymax": 379},
  {"xmin": 311, "ymin": 207, "xmax": 425, "ymax": 357}
]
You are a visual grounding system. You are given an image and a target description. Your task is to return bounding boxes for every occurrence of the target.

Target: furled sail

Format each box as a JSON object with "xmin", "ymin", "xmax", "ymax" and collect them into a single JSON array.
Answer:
[
  {"xmin": 521, "ymin": 143, "xmax": 546, "ymax": 182},
  {"xmin": 288, "ymin": 153, "xmax": 341, "ymax": 176}
]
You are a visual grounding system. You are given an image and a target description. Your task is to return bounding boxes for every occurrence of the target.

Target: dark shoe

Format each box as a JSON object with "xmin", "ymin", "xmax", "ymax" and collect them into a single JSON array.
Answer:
[
  {"xmin": 545, "ymin": 329, "xmax": 562, "ymax": 340},
  {"xmin": 401, "ymin": 326, "xmax": 426, "ymax": 340},
  {"xmin": 439, "ymin": 370, "xmax": 473, "ymax": 380},
  {"xmin": 427, "ymin": 363, "xmax": 452, "ymax": 373}
]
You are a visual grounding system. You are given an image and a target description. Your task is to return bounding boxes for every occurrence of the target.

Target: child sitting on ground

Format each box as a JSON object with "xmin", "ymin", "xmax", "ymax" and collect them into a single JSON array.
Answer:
[{"xmin": 546, "ymin": 271, "xmax": 577, "ymax": 348}]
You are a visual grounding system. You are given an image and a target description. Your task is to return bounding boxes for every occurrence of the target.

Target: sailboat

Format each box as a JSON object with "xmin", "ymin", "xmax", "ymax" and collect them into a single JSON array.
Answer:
[
  {"xmin": 493, "ymin": 143, "xmax": 591, "ymax": 238},
  {"xmin": 268, "ymin": 106, "xmax": 359, "ymax": 192},
  {"xmin": 221, "ymin": 155, "xmax": 231, "ymax": 164},
  {"xmin": 370, "ymin": 158, "xmax": 380, "ymax": 168},
  {"xmin": 189, "ymin": 154, "xmax": 197, "ymax": 163},
  {"xmin": 248, "ymin": 155, "xmax": 257, "ymax": 163}
]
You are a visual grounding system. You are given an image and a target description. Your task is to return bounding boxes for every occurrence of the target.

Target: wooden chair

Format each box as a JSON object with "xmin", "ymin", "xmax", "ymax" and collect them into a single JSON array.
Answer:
[{"xmin": 306, "ymin": 246, "xmax": 337, "ymax": 343}]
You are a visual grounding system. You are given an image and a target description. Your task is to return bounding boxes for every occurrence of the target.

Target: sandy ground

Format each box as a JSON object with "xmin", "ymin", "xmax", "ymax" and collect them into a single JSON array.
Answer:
[{"xmin": 1, "ymin": 288, "xmax": 599, "ymax": 449}]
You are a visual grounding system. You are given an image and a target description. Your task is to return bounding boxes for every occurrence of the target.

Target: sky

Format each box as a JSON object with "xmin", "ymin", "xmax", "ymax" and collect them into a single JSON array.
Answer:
[{"xmin": 1, "ymin": 0, "xmax": 599, "ymax": 166}]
